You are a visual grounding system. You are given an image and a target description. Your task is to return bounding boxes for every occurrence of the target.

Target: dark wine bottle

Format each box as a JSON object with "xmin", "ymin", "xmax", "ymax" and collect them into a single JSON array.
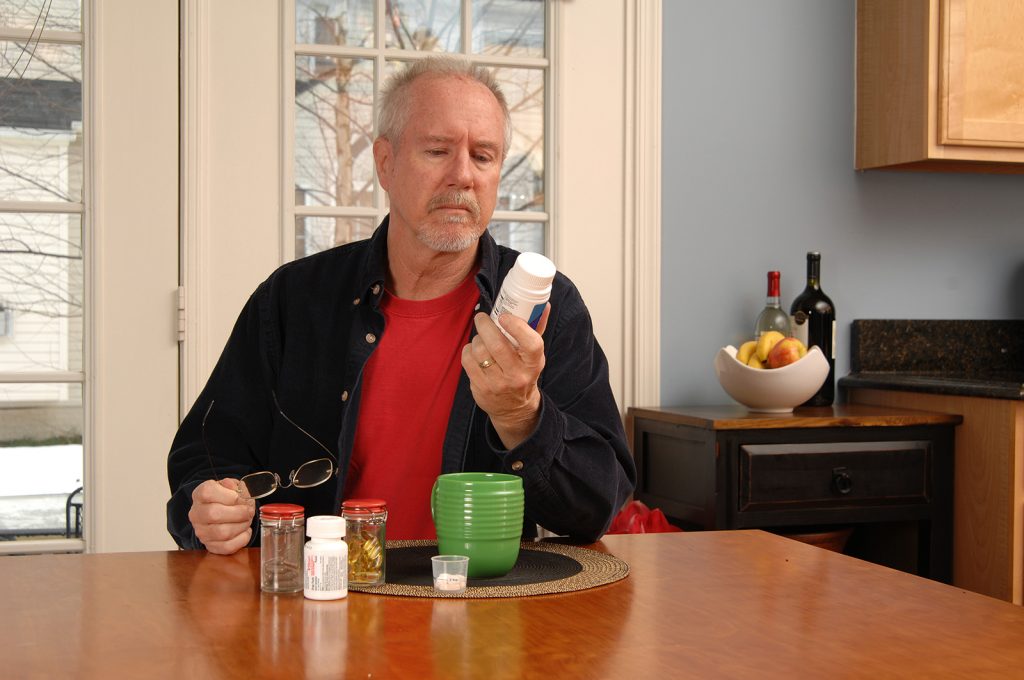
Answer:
[{"xmin": 790, "ymin": 252, "xmax": 835, "ymax": 406}]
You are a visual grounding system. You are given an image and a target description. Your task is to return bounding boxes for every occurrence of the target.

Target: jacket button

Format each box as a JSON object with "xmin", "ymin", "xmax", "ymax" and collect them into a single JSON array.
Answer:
[
  {"xmin": 352, "ymin": 297, "xmax": 360, "ymax": 306},
  {"xmin": 341, "ymin": 390, "xmax": 349, "ymax": 402},
  {"xmin": 511, "ymin": 460, "xmax": 524, "ymax": 471},
  {"xmin": 474, "ymin": 303, "xmax": 481, "ymax": 311},
  {"xmin": 371, "ymin": 284, "xmax": 381, "ymax": 295},
  {"xmin": 365, "ymin": 333, "xmax": 376, "ymax": 344}
]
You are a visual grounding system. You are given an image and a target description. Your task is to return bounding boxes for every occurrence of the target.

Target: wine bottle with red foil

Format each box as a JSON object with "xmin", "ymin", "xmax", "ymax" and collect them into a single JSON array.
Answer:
[
  {"xmin": 790, "ymin": 252, "xmax": 835, "ymax": 406},
  {"xmin": 754, "ymin": 270, "xmax": 792, "ymax": 338}
]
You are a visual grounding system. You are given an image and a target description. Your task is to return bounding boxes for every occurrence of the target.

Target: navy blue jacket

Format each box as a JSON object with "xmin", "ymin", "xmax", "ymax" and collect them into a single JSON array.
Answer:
[{"xmin": 167, "ymin": 219, "xmax": 635, "ymax": 549}]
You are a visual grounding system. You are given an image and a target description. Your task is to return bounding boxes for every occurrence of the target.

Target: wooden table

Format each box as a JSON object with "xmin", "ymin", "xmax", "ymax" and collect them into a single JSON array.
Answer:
[{"xmin": 4, "ymin": 531, "xmax": 1024, "ymax": 678}]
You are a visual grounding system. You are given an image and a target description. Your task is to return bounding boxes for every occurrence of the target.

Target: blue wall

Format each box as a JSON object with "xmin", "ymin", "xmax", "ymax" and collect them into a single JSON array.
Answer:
[{"xmin": 660, "ymin": 1, "xmax": 1024, "ymax": 406}]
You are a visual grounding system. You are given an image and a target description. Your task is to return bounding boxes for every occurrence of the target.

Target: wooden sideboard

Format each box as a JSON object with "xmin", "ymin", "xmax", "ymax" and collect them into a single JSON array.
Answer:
[{"xmin": 626, "ymin": 405, "xmax": 961, "ymax": 582}]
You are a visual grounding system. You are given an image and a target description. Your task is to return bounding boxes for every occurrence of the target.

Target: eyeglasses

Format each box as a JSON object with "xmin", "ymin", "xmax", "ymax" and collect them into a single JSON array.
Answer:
[{"xmin": 202, "ymin": 392, "xmax": 339, "ymax": 500}]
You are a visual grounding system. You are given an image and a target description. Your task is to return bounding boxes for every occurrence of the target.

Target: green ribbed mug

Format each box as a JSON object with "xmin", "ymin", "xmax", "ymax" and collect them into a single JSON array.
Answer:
[{"xmin": 431, "ymin": 472, "xmax": 524, "ymax": 578}]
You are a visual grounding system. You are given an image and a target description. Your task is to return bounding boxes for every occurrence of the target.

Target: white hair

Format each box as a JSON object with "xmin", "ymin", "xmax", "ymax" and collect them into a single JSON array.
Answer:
[{"xmin": 377, "ymin": 55, "xmax": 511, "ymax": 160}]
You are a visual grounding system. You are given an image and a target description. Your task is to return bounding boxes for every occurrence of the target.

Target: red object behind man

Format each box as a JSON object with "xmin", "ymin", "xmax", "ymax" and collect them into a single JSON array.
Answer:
[{"xmin": 606, "ymin": 500, "xmax": 682, "ymax": 534}]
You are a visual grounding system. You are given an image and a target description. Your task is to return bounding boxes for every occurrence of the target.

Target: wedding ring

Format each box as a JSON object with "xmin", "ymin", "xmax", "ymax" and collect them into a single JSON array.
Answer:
[{"xmin": 479, "ymin": 358, "xmax": 495, "ymax": 369}]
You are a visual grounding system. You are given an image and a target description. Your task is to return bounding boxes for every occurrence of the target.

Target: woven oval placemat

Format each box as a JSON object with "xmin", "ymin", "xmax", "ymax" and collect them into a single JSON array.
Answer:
[{"xmin": 349, "ymin": 540, "xmax": 629, "ymax": 599}]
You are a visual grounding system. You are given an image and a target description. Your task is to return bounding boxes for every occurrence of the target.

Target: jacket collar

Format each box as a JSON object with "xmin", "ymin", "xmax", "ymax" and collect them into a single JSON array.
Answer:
[
  {"xmin": 361, "ymin": 214, "xmax": 502, "ymax": 306},
  {"xmin": 475, "ymin": 224, "xmax": 500, "ymax": 304},
  {"xmin": 359, "ymin": 217, "xmax": 390, "ymax": 305}
]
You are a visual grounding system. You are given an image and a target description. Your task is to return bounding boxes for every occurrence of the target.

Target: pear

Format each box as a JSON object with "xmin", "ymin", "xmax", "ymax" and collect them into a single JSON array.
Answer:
[
  {"xmin": 736, "ymin": 340, "xmax": 758, "ymax": 365},
  {"xmin": 756, "ymin": 330, "xmax": 785, "ymax": 362}
]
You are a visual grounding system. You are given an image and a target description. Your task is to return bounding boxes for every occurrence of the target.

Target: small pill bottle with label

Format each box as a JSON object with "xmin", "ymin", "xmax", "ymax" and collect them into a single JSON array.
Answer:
[
  {"xmin": 490, "ymin": 252, "xmax": 556, "ymax": 341},
  {"xmin": 260, "ymin": 503, "xmax": 305, "ymax": 594},
  {"xmin": 303, "ymin": 515, "xmax": 348, "ymax": 600}
]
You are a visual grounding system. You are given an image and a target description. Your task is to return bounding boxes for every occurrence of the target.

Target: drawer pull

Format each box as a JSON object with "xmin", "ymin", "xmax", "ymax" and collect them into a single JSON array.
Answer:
[{"xmin": 832, "ymin": 467, "xmax": 853, "ymax": 495}]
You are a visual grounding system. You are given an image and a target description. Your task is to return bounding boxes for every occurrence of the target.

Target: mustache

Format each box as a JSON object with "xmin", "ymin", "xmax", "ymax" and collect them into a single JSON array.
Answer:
[{"xmin": 427, "ymin": 191, "xmax": 481, "ymax": 219}]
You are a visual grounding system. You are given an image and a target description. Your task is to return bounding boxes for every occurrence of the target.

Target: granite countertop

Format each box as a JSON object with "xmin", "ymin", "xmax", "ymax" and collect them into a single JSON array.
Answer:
[{"xmin": 838, "ymin": 320, "xmax": 1024, "ymax": 401}]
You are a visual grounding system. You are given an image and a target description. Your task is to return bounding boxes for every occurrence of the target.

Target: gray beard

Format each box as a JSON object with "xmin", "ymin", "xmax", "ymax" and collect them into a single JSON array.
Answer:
[{"xmin": 416, "ymin": 218, "xmax": 484, "ymax": 253}]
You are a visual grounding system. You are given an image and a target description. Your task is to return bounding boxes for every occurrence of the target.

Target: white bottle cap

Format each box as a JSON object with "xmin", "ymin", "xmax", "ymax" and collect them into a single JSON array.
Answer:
[
  {"xmin": 306, "ymin": 515, "xmax": 346, "ymax": 539},
  {"xmin": 513, "ymin": 252, "xmax": 556, "ymax": 292}
]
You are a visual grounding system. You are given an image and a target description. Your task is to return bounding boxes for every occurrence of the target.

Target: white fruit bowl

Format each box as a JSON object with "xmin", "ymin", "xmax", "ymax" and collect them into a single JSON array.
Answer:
[{"xmin": 714, "ymin": 345, "xmax": 830, "ymax": 413}]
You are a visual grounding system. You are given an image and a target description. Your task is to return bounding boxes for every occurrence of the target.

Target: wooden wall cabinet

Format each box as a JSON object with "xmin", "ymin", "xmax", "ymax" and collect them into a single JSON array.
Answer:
[
  {"xmin": 857, "ymin": 0, "xmax": 1024, "ymax": 172},
  {"xmin": 847, "ymin": 388, "xmax": 1024, "ymax": 604}
]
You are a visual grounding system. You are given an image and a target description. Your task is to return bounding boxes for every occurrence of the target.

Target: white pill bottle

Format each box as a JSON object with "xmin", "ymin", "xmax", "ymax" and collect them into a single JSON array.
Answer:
[
  {"xmin": 490, "ymin": 252, "xmax": 556, "ymax": 340},
  {"xmin": 303, "ymin": 515, "xmax": 348, "ymax": 600}
]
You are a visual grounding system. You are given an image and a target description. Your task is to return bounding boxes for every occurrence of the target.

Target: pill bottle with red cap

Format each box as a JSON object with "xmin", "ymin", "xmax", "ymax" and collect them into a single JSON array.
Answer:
[{"xmin": 341, "ymin": 499, "xmax": 388, "ymax": 586}]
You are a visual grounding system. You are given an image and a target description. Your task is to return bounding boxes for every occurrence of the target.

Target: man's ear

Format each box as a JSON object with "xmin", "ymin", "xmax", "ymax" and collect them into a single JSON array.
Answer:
[{"xmin": 373, "ymin": 137, "xmax": 393, "ymax": 191}]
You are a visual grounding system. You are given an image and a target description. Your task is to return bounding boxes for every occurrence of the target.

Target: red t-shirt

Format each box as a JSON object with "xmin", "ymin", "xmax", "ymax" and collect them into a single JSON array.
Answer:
[{"xmin": 343, "ymin": 270, "xmax": 479, "ymax": 539}]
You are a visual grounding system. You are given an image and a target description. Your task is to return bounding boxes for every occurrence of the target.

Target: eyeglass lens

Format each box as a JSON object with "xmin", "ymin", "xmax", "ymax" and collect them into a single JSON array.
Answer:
[
  {"xmin": 238, "ymin": 472, "xmax": 278, "ymax": 500},
  {"xmin": 292, "ymin": 458, "xmax": 334, "ymax": 487}
]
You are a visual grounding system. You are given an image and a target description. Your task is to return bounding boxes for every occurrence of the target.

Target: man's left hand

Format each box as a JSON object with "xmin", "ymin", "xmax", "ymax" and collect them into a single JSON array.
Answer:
[{"xmin": 462, "ymin": 304, "xmax": 550, "ymax": 450}]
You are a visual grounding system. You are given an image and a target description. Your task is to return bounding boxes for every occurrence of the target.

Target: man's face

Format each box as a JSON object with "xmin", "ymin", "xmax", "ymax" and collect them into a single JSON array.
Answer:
[{"xmin": 374, "ymin": 74, "xmax": 505, "ymax": 253}]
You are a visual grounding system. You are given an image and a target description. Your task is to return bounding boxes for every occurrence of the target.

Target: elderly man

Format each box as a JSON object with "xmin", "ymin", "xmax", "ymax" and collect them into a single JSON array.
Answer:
[{"xmin": 167, "ymin": 56, "xmax": 634, "ymax": 553}]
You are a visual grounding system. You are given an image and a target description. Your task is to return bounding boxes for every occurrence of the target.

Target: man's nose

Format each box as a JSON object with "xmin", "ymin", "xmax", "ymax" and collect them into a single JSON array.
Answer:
[{"xmin": 446, "ymin": 149, "xmax": 474, "ymax": 188}]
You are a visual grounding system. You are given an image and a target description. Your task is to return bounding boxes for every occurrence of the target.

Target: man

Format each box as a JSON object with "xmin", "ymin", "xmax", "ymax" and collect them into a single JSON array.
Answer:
[{"xmin": 167, "ymin": 56, "xmax": 635, "ymax": 554}]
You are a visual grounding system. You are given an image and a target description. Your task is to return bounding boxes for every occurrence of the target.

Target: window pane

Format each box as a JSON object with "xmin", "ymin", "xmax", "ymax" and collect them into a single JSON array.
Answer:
[
  {"xmin": 295, "ymin": 56, "xmax": 375, "ymax": 208},
  {"xmin": 295, "ymin": 0, "xmax": 374, "ymax": 48},
  {"xmin": 494, "ymin": 67, "xmax": 543, "ymax": 212},
  {"xmin": 472, "ymin": 0, "xmax": 544, "ymax": 58},
  {"xmin": 297, "ymin": 215, "xmax": 377, "ymax": 257},
  {"xmin": 0, "ymin": 213, "xmax": 83, "ymax": 373},
  {"xmin": 0, "ymin": 0, "xmax": 81, "ymax": 32},
  {"xmin": 488, "ymin": 220, "xmax": 544, "ymax": 255},
  {"xmin": 384, "ymin": 58, "xmax": 408, "ymax": 81},
  {"xmin": 0, "ymin": 382, "xmax": 83, "ymax": 541},
  {"xmin": 0, "ymin": 41, "xmax": 83, "ymax": 203},
  {"xmin": 385, "ymin": 0, "xmax": 460, "ymax": 52}
]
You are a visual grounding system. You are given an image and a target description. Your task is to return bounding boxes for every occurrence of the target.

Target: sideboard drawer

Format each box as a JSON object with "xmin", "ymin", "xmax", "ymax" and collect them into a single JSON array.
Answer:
[{"xmin": 738, "ymin": 441, "xmax": 930, "ymax": 512}]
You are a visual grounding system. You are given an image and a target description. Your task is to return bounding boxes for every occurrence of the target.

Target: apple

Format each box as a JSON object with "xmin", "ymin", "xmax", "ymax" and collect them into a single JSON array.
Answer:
[{"xmin": 766, "ymin": 337, "xmax": 807, "ymax": 368}]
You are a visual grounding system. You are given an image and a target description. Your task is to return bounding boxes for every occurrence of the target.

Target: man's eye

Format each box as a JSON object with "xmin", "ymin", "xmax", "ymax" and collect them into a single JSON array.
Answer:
[
  {"xmin": 474, "ymin": 154, "xmax": 494, "ymax": 163},
  {"xmin": 427, "ymin": 149, "xmax": 447, "ymax": 156}
]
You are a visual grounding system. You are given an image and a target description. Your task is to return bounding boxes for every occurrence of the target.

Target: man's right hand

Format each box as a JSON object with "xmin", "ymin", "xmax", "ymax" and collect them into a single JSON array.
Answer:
[{"xmin": 189, "ymin": 478, "xmax": 256, "ymax": 555}]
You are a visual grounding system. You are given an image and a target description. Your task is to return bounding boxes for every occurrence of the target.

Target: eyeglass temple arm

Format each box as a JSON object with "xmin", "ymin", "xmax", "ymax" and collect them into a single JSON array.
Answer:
[
  {"xmin": 270, "ymin": 390, "xmax": 339, "ymax": 468},
  {"xmin": 201, "ymin": 400, "xmax": 220, "ymax": 482}
]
